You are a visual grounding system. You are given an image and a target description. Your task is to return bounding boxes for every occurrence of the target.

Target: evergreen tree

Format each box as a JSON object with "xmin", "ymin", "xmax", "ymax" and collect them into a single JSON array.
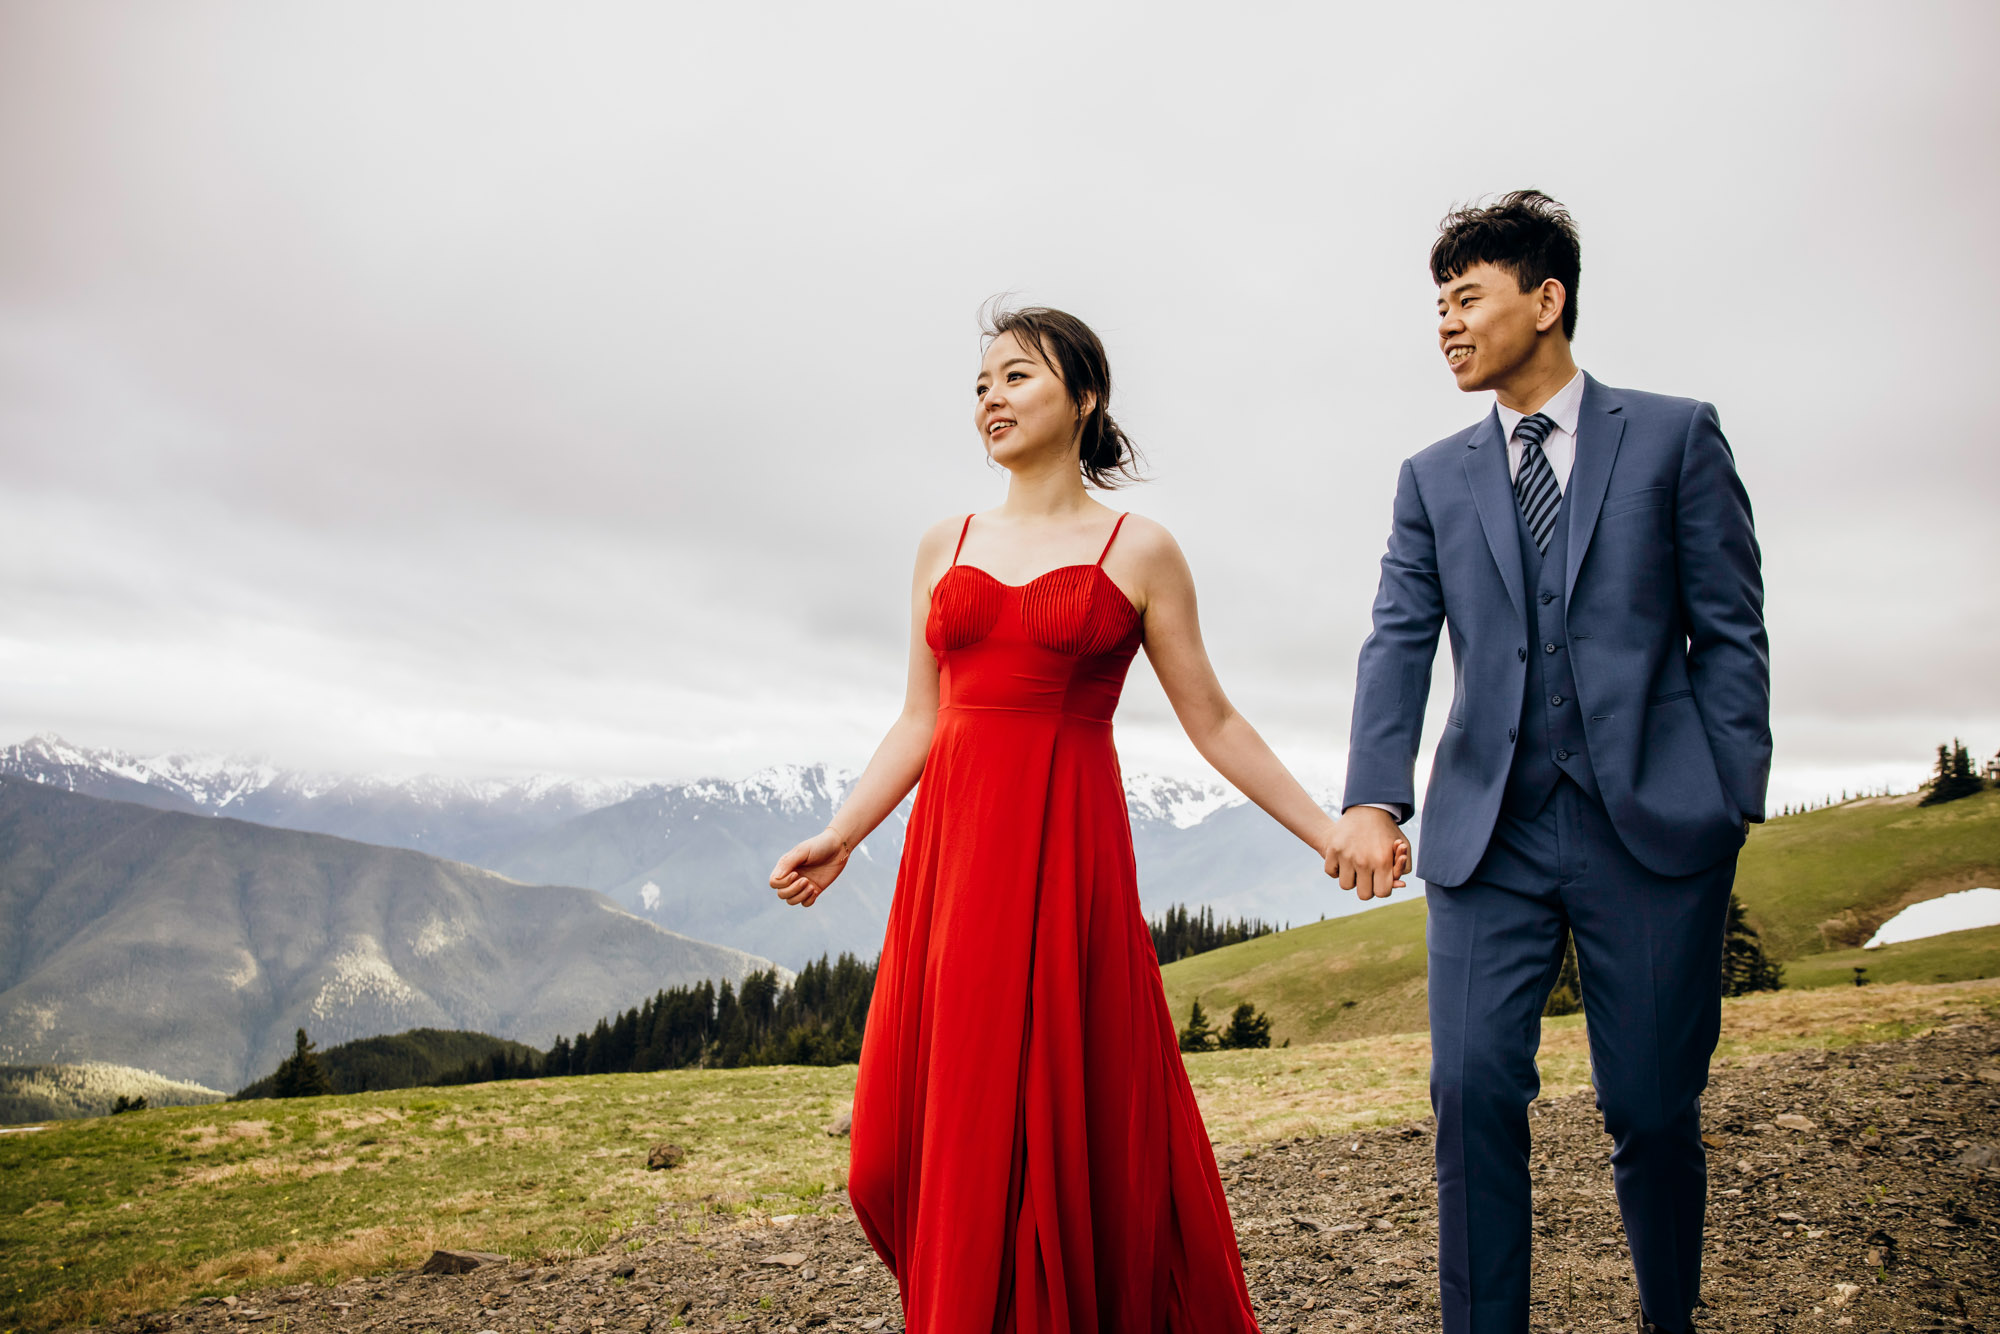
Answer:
[
  {"xmin": 270, "ymin": 1028, "xmax": 332, "ymax": 1098},
  {"xmin": 1543, "ymin": 933, "xmax": 1582, "ymax": 1017},
  {"xmin": 1218, "ymin": 1002, "xmax": 1273, "ymax": 1049},
  {"xmin": 1921, "ymin": 738, "xmax": 1985, "ymax": 806},
  {"xmin": 1178, "ymin": 998, "xmax": 1218, "ymax": 1053},
  {"xmin": 1720, "ymin": 893, "xmax": 1784, "ymax": 996},
  {"xmin": 110, "ymin": 1094, "xmax": 147, "ymax": 1114}
]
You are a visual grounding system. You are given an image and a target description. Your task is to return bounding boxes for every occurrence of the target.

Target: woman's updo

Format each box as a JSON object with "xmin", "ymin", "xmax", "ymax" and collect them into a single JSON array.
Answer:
[{"xmin": 982, "ymin": 304, "xmax": 1145, "ymax": 490}]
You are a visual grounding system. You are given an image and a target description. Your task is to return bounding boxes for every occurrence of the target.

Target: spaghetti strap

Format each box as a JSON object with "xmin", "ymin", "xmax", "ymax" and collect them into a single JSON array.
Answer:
[
  {"xmin": 1095, "ymin": 512, "xmax": 1130, "ymax": 567},
  {"xmin": 950, "ymin": 514, "xmax": 973, "ymax": 567}
]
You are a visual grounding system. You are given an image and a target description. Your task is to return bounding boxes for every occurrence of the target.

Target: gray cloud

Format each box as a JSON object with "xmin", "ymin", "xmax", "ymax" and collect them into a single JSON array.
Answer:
[{"xmin": 2, "ymin": 2, "xmax": 1994, "ymax": 805}]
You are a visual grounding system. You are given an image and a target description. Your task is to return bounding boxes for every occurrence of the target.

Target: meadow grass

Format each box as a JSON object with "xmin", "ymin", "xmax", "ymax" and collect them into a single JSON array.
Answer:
[
  {"xmin": 1, "ymin": 1064, "xmax": 856, "ymax": 1331},
  {"xmin": 7, "ymin": 977, "xmax": 1996, "ymax": 1331}
]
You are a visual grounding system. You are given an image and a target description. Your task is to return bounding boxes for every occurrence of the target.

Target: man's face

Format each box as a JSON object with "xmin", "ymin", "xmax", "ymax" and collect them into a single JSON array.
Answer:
[{"xmin": 1436, "ymin": 261, "xmax": 1561, "ymax": 393}]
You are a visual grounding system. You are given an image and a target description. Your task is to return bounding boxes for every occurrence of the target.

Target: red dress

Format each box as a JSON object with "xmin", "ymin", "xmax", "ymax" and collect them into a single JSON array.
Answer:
[{"xmin": 849, "ymin": 514, "xmax": 1261, "ymax": 1333}]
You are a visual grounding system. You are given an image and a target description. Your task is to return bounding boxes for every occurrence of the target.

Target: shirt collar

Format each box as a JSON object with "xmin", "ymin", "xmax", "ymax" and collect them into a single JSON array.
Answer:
[{"xmin": 1496, "ymin": 369, "xmax": 1586, "ymax": 443}]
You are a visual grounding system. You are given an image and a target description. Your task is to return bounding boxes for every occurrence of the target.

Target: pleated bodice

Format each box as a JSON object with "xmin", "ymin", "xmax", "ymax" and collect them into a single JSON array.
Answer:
[{"xmin": 926, "ymin": 563, "xmax": 1141, "ymax": 723}]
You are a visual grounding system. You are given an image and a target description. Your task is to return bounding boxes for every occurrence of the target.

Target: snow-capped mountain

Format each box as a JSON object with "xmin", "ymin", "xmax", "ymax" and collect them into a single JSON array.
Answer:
[
  {"xmin": 0, "ymin": 734, "xmax": 642, "ymax": 866},
  {"xmin": 4, "ymin": 735, "xmax": 1408, "ymax": 969}
]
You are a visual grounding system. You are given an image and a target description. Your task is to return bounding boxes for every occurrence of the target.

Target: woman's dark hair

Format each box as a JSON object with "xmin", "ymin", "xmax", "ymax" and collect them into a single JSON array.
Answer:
[
  {"xmin": 1430, "ymin": 189, "xmax": 1581, "ymax": 341},
  {"xmin": 982, "ymin": 303, "xmax": 1144, "ymax": 489}
]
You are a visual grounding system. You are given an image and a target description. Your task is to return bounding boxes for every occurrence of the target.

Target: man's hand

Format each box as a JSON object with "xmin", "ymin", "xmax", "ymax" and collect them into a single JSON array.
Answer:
[{"xmin": 1324, "ymin": 805, "xmax": 1411, "ymax": 900}]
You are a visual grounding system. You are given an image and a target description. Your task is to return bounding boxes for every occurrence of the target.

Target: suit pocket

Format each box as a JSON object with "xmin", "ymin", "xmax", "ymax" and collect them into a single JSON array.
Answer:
[
  {"xmin": 1603, "ymin": 486, "xmax": 1669, "ymax": 518},
  {"xmin": 1648, "ymin": 689, "xmax": 1693, "ymax": 706}
]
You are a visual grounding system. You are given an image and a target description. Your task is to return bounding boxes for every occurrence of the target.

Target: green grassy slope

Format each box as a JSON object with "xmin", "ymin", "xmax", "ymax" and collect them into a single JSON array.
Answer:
[
  {"xmin": 1161, "ymin": 789, "xmax": 2000, "ymax": 1047},
  {"xmin": 1730, "ymin": 789, "xmax": 2000, "ymax": 958},
  {"xmin": 1783, "ymin": 922, "xmax": 2000, "ymax": 990},
  {"xmin": 1160, "ymin": 897, "xmax": 1430, "ymax": 1047}
]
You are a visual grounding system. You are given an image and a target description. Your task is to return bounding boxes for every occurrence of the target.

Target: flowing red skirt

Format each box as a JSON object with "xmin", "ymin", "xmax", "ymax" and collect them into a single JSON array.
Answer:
[{"xmin": 848, "ymin": 694, "xmax": 1261, "ymax": 1332}]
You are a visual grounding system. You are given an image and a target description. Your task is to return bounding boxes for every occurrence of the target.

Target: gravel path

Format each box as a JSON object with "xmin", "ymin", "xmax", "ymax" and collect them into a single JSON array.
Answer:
[{"xmin": 101, "ymin": 1021, "xmax": 1997, "ymax": 1334}]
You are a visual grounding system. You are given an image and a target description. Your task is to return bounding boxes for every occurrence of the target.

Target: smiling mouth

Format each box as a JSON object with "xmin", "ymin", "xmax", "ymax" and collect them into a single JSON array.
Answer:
[
  {"xmin": 1446, "ymin": 346, "xmax": 1473, "ymax": 367},
  {"xmin": 987, "ymin": 419, "xmax": 1016, "ymax": 437}
]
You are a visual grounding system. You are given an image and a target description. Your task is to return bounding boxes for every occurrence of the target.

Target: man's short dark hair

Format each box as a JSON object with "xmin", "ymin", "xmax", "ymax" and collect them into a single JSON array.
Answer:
[{"xmin": 1430, "ymin": 190, "xmax": 1581, "ymax": 341}]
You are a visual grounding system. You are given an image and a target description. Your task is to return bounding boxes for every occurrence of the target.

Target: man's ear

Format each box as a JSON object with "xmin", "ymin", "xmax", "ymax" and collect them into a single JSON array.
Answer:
[{"xmin": 1536, "ymin": 279, "xmax": 1568, "ymax": 335}]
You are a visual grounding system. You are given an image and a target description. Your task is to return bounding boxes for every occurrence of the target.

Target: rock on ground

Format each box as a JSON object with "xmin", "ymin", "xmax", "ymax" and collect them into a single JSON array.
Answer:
[{"xmin": 91, "ymin": 1020, "xmax": 1998, "ymax": 1333}]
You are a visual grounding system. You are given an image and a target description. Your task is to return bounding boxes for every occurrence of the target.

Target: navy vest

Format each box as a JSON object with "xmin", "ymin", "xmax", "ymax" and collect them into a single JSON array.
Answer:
[{"xmin": 1503, "ymin": 493, "xmax": 1602, "ymax": 816}]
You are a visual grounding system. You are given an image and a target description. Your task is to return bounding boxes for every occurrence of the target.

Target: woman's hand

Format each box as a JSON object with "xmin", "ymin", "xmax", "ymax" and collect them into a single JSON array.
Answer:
[
  {"xmin": 770, "ymin": 827, "xmax": 851, "ymax": 908},
  {"xmin": 1338, "ymin": 837, "xmax": 1413, "ymax": 895}
]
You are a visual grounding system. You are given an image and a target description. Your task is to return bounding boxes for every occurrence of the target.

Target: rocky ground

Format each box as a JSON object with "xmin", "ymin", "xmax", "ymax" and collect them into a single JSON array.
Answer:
[{"xmin": 96, "ymin": 1022, "xmax": 1997, "ymax": 1334}]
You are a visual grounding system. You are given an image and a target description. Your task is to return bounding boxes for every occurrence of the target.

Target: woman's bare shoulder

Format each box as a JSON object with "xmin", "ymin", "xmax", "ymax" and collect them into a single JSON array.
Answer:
[
  {"xmin": 1105, "ymin": 511, "xmax": 1187, "ymax": 568},
  {"xmin": 916, "ymin": 513, "xmax": 972, "ymax": 556}
]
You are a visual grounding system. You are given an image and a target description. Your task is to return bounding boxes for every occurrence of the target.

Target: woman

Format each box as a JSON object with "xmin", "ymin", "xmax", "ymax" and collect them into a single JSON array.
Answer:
[{"xmin": 769, "ymin": 307, "xmax": 1405, "ymax": 1331}]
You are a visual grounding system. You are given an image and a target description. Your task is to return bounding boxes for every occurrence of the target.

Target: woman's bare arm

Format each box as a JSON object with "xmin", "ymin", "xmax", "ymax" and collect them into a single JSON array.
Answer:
[
  {"xmin": 1123, "ymin": 518, "xmax": 1408, "ymax": 887},
  {"xmin": 769, "ymin": 520, "xmax": 953, "ymax": 906}
]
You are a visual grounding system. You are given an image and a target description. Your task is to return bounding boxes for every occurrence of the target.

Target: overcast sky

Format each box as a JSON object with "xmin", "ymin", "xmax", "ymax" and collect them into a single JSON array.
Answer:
[{"xmin": 2, "ymin": 2, "xmax": 1994, "ymax": 808}]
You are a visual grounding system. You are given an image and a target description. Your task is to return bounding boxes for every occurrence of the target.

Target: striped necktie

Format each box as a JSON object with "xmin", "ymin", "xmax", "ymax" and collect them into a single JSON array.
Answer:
[{"xmin": 1512, "ymin": 412, "xmax": 1561, "ymax": 554}]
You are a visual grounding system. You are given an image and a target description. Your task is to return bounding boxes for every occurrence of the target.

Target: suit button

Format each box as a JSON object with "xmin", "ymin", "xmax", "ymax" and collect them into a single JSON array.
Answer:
[
  {"xmin": 1540, "ymin": 594, "xmax": 1555, "ymax": 605},
  {"xmin": 1508, "ymin": 728, "xmax": 1517, "ymax": 742},
  {"xmin": 1551, "ymin": 694, "xmax": 1564, "ymax": 706},
  {"xmin": 1518, "ymin": 647, "xmax": 1527, "ymax": 661},
  {"xmin": 1544, "ymin": 643, "xmax": 1558, "ymax": 654},
  {"xmin": 1557, "ymin": 749, "xmax": 1571, "ymax": 760}
]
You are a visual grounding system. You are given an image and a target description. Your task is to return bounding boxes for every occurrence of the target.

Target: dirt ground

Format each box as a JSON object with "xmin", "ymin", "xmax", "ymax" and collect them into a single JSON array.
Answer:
[{"xmin": 93, "ymin": 1021, "xmax": 1998, "ymax": 1334}]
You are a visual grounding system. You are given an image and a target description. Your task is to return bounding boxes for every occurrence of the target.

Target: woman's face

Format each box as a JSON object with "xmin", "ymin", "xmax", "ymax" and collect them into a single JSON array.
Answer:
[{"xmin": 973, "ymin": 331, "xmax": 1084, "ymax": 472}]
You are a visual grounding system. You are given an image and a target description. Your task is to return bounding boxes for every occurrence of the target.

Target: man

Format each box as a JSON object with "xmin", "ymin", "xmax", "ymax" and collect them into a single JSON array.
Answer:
[{"xmin": 1325, "ymin": 190, "xmax": 1769, "ymax": 1334}]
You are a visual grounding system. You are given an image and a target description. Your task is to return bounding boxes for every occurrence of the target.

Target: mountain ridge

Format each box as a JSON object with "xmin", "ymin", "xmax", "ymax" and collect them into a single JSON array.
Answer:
[{"xmin": 0, "ymin": 779, "xmax": 779, "ymax": 1090}]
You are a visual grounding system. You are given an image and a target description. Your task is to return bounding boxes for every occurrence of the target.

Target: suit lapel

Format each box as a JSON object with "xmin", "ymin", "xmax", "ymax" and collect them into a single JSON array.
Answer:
[
  {"xmin": 1462, "ymin": 409, "xmax": 1527, "ymax": 620},
  {"xmin": 1563, "ymin": 374, "xmax": 1627, "ymax": 603}
]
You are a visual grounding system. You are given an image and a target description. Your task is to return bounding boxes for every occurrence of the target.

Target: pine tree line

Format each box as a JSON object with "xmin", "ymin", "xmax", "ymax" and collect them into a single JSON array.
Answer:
[
  {"xmin": 437, "ymin": 952, "xmax": 878, "ymax": 1086},
  {"xmin": 1150, "ymin": 904, "xmax": 1276, "ymax": 965}
]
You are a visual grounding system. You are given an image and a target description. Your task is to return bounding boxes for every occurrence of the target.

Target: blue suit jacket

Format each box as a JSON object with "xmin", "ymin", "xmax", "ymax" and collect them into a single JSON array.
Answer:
[{"xmin": 1343, "ymin": 374, "xmax": 1770, "ymax": 885}]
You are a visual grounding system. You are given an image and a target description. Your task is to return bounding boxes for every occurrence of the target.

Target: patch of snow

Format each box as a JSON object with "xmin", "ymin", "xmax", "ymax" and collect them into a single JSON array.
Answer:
[
  {"xmin": 1865, "ymin": 888, "xmax": 2000, "ymax": 949},
  {"xmin": 311, "ymin": 938, "xmax": 422, "ymax": 1017},
  {"xmin": 640, "ymin": 881, "xmax": 661, "ymax": 912},
  {"xmin": 410, "ymin": 914, "xmax": 468, "ymax": 959}
]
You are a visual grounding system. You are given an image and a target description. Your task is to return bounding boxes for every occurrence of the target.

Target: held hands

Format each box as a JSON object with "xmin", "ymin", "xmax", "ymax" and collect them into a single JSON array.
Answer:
[
  {"xmin": 1323, "ymin": 805, "xmax": 1413, "ymax": 900},
  {"xmin": 769, "ymin": 827, "xmax": 852, "ymax": 908}
]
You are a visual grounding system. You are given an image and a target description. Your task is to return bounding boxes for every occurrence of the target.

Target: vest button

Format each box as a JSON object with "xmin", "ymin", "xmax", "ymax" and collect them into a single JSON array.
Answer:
[
  {"xmin": 1544, "ymin": 642, "xmax": 1557, "ymax": 654},
  {"xmin": 1518, "ymin": 647, "xmax": 1527, "ymax": 661},
  {"xmin": 1557, "ymin": 749, "xmax": 1571, "ymax": 761},
  {"xmin": 1541, "ymin": 594, "xmax": 1555, "ymax": 605},
  {"xmin": 1508, "ymin": 728, "xmax": 1517, "ymax": 742},
  {"xmin": 1551, "ymin": 694, "xmax": 1564, "ymax": 706}
]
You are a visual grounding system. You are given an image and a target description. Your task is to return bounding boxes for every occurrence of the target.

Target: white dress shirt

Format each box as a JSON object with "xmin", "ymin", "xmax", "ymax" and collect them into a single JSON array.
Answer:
[
  {"xmin": 1496, "ymin": 368, "xmax": 1585, "ymax": 492},
  {"xmin": 1345, "ymin": 370, "xmax": 1589, "ymax": 827}
]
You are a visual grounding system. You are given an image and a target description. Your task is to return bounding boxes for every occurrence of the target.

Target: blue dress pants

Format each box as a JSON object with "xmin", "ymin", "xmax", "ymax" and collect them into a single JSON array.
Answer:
[{"xmin": 1427, "ymin": 778, "xmax": 1735, "ymax": 1334}]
